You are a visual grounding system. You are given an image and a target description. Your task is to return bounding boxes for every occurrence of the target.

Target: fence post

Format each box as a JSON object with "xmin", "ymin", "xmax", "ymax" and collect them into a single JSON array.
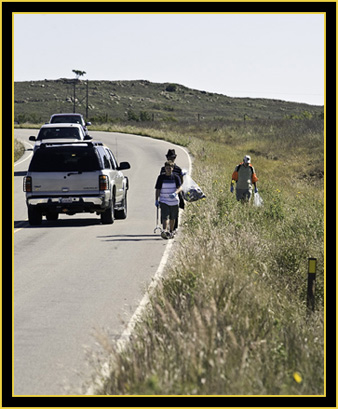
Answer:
[{"xmin": 307, "ymin": 258, "xmax": 317, "ymax": 312}]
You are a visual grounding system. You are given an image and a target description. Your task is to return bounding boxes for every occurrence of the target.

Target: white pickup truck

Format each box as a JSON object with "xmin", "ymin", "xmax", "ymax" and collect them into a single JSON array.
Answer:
[{"xmin": 23, "ymin": 141, "xmax": 130, "ymax": 225}]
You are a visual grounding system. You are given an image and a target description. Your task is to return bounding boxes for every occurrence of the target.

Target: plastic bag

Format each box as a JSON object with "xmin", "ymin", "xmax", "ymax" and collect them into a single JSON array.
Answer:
[
  {"xmin": 253, "ymin": 192, "xmax": 263, "ymax": 207},
  {"xmin": 182, "ymin": 174, "xmax": 206, "ymax": 202}
]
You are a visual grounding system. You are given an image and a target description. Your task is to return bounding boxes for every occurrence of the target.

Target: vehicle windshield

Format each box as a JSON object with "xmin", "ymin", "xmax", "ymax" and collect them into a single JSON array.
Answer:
[
  {"xmin": 51, "ymin": 115, "xmax": 83, "ymax": 125},
  {"xmin": 28, "ymin": 147, "xmax": 101, "ymax": 172},
  {"xmin": 37, "ymin": 127, "xmax": 81, "ymax": 140}
]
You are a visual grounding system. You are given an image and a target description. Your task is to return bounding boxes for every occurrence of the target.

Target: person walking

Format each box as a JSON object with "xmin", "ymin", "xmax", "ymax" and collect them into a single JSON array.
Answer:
[
  {"xmin": 230, "ymin": 155, "xmax": 258, "ymax": 202},
  {"xmin": 155, "ymin": 161, "xmax": 183, "ymax": 239},
  {"xmin": 161, "ymin": 148, "xmax": 183, "ymax": 176},
  {"xmin": 160, "ymin": 149, "xmax": 186, "ymax": 231}
]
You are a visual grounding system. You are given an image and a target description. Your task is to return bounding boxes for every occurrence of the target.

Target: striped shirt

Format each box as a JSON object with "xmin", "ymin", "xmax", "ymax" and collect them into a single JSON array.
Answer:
[{"xmin": 155, "ymin": 174, "xmax": 181, "ymax": 206}]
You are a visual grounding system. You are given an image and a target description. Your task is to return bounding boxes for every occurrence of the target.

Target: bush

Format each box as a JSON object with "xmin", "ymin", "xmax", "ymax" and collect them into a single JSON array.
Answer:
[
  {"xmin": 127, "ymin": 109, "xmax": 139, "ymax": 122},
  {"xmin": 165, "ymin": 83, "xmax": 177, "ymax": 92},
  {"xmin": 127, "ymin": 110, "xmax": 152, "ymax": 122},
  {"xmin": 140, "ymin": 111, "xmax": 152, "ymax": 121}
]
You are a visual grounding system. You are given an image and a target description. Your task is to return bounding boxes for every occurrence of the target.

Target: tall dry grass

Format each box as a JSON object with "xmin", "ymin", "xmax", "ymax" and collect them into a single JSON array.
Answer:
[
  {"xmin": 14, "ymin": 138, "xmax": 25, "ymax": 162},
  {"xmin": 85, "ymin": 118, "xmax": 324, "ymax": 395}
]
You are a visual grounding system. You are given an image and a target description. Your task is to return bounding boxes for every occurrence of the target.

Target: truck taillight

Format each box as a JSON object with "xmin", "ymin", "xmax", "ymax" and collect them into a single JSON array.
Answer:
[
  {"xmin": 23, "ymin": 176, "xmax": 32, "ymax": 192},
  {"xmin": 99, "ymin": 175, "xmax": 109, "ymax": 191}
]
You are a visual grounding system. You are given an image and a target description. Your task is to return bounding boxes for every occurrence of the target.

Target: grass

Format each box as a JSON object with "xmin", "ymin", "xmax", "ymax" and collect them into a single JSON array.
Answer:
[
  {"xmin": 14, "ymin": 138, "xmax": 25, "ymax": 162},
  {"xmin": 82, "ymin": 117, "xmax": 324, "ymax": 396}
]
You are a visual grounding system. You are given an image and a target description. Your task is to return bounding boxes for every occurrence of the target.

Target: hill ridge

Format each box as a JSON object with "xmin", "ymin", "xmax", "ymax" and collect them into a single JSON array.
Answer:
[{"xmin": 14, "ymin": 78, "xmax": 323, "ymax": 124}]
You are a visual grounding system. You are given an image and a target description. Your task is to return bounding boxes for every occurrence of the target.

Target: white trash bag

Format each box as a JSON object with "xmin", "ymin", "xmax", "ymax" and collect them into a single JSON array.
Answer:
[
  {"xmin": 182, "ymin": 174, "xmax": 206, "ymax": 202},
  {"xmin": 253, "ymin": 192, "xmax": 263, "ymax": 207}
]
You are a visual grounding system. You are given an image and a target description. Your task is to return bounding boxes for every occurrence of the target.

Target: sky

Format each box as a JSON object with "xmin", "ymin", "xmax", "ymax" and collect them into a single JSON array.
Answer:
[{"xmin": 14, "ymin": 13, "xmax": 324, "ymax": 106}]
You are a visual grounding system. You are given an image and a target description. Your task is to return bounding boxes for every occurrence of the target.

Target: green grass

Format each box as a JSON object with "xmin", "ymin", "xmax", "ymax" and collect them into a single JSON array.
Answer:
[{"xmin": 84, "ymin": 117, "xmax": 324, "ymax": 396}]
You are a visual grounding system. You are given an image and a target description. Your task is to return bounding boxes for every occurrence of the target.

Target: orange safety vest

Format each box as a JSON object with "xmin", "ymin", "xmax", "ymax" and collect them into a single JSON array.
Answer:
[{"xmin": 232, "ymin": 163, "xmax": 258, "ymax": 183}]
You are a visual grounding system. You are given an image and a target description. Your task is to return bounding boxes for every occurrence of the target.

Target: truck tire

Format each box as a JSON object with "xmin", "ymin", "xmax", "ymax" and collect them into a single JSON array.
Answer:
[
  {"xmin": 115, "ymin": 191, "xmax": 127, "ymax": 220},
  {"xmin": 28, "ymin": 206, "xmax": 42, "ymax": 225},
  {"xmin": 101, "ymin": 197, "xmax": 115, "ymax": 224}
]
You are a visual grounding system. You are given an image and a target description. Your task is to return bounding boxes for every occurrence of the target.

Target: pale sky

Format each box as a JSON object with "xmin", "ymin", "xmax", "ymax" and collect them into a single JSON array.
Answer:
[{"xmin": 14, "ymin": 13, "xmax": 324, "ymax": 106}]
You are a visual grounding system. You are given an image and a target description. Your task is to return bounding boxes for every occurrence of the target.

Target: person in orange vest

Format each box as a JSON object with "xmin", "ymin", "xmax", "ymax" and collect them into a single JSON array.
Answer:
[{"xmin": 230, "ymin": 155, "xmax": 258, "ymax": 202}]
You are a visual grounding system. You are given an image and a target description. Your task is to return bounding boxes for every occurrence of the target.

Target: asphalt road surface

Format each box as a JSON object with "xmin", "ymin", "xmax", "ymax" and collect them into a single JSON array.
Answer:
[{"xmin": 13, "ymin": 129, "xmax": 191, "ymax": 395}]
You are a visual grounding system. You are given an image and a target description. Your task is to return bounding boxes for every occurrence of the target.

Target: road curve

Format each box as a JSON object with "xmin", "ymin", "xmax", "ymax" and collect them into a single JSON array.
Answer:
[{"xmin": 13, "ymin": 129, "xmax": 191, "ymax": 395}]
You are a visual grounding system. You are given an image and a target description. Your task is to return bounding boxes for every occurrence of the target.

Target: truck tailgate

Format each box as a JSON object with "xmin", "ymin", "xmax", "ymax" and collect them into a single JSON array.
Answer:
[{"xmin": 30, "ymin": 172, "xmax": 99, "ymax": 195}]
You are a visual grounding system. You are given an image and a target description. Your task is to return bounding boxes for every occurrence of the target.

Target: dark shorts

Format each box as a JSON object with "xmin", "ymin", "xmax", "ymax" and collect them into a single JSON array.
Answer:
[
  {"xmin": 160, "ymin": 203, "xmax": 179, "ymax": 220},
  {"xmin": 236, "ymin": 188, "xmax": 252, "ymax": 202}
]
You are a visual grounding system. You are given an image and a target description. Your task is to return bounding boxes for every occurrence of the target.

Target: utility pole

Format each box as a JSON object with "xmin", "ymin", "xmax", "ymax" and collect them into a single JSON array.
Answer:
[{"xmin": 86, "ymin": 79, "xmax": 89, "ymax": 120}]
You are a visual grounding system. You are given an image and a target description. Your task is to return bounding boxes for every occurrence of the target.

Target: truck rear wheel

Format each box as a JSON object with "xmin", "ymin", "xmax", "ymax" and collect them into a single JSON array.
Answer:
[
  {"xmin": 28, "ymin": 206, "xmax": 42, "ymax": 225},
  {"xmin": 101, "ymin": 197, "xmax": 115, "ymax": 224},
  {"xmin": 115, "ymin": 191, "xmax": 127, "ymax": 220}
]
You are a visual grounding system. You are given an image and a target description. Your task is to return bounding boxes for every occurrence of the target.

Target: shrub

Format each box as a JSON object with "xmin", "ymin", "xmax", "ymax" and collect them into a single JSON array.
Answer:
[
  {"xmin": 165, "ymin": 83, "xmax": 177, "ymax": 92},
  {"xmin": 139, "ymin": 111, "xmax": 152, "ymax": 122}
]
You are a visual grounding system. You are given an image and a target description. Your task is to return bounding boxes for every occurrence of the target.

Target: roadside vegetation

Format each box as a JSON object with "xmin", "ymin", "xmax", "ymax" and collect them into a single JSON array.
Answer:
[
  {"xmin": 14, "ymin": 138, "xmax": 25, "ymax": 162},
  {"xmin": 84, "ymin": 117, "xmax": 324, "ymax": 395}
]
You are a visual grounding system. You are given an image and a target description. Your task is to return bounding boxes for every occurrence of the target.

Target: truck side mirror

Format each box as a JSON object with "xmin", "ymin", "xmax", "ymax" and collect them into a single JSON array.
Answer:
[{"xmin": 117, "ymin": 162, "xmax": 131, "ymax": 171}]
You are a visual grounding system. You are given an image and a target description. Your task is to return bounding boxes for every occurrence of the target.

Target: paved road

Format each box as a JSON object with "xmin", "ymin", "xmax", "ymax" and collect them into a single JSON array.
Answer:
[{"xmin": 14, "ymin": 129, "xmax": 190, "ymax": 395}]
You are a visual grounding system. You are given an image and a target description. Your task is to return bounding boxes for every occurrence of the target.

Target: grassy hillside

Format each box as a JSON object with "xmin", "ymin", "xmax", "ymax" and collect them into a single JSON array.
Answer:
[
  {"xmin": 14, "ymin": 78, "xmax": 324, "ymax": 124},
  {"xmin": 84, "ymin": 117, "xmax": 324, "ymax": 396}
]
